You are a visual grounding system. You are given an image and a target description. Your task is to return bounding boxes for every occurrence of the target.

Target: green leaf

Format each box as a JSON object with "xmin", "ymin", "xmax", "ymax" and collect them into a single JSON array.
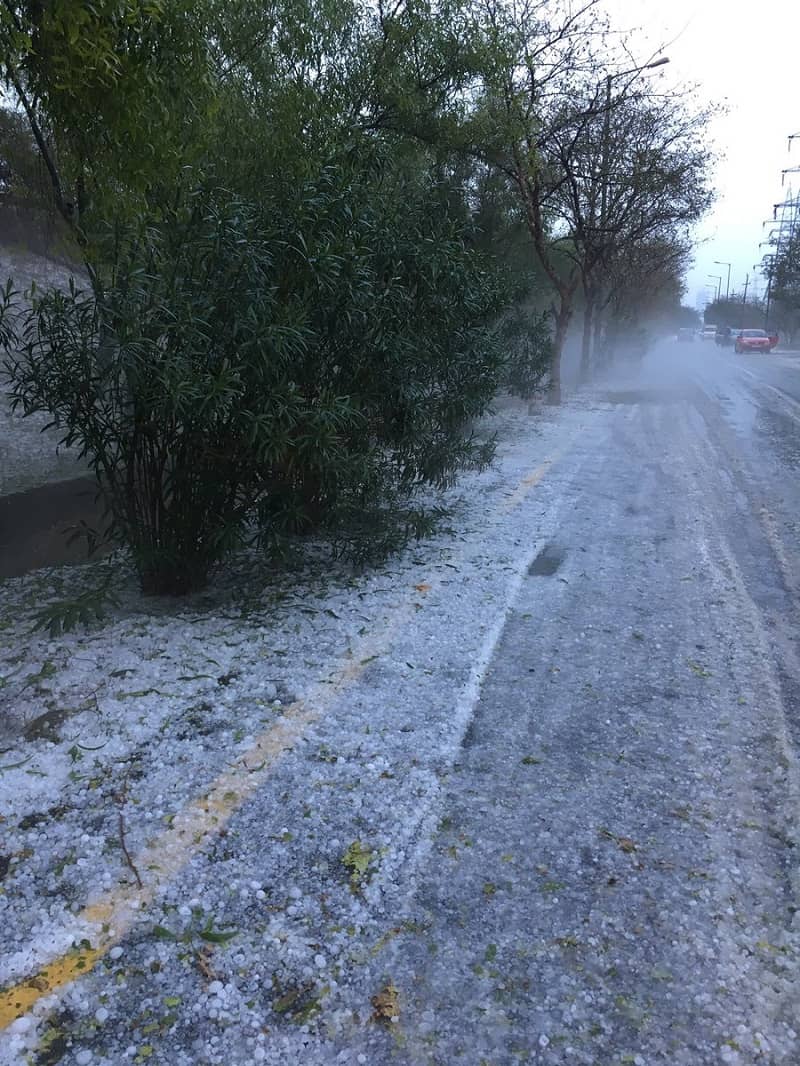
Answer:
[
  {"xmin": 152, "ymin": 925, "xmax": 177, "ymax": 941},
  {"xmin": 198, "ymin": 924, "xmax": 238, "ymax": 944}
]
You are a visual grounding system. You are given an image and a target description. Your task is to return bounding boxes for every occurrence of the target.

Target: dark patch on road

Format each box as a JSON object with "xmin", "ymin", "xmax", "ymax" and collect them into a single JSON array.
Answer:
[
  {"xmin": 528, "ymin": 544, "xmax": 566, "ymax": 576},
  {"xmin": 599, "ymin": 388, "xmax": 687, "ymax": 406}
]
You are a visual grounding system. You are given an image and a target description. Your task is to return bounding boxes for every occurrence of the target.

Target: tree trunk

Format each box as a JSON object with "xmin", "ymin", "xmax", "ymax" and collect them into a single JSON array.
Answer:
[
  {"xmin": 548, "ymin": 303, "xmax": 573, "ymax": 405},
  {"xmin": 602, "ymin": 317, "xmax": 619, "ymax": 367},
  {"xmin": 592, "ymin": 309, "xmax": 604, "ymax": 368},
  {"xmin": 579, "ymin": 292, "xmax": 594, "ymax": 384}
]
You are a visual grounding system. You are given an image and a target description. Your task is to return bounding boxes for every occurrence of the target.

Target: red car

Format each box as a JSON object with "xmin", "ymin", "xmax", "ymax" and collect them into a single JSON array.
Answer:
[{"xmin": 734, "ymin": 329, "xmax": 772, "ymax": 354}]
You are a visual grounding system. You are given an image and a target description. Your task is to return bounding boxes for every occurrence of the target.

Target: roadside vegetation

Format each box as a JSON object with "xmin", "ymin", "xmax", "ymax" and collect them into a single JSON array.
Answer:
[{"xmin": 1, "ymin": 0, "xmax": 715, "ymax": 595}]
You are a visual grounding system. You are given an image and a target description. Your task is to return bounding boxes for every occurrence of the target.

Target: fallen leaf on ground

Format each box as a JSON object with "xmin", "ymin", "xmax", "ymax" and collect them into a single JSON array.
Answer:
[
  {"xmin": 196, "ymin": 946, "xmax": 218, "ymax": 981},
  {"xmin": 414, "ymin": 583, "xmax": 431, "ymax": 593},
  {"xmin": 371, "ymin": 982, "xmax": 400, "ymax": 1023},
  {"xmin": 342, "ymin": 840, "xmax": 372, "ymax": 887}
]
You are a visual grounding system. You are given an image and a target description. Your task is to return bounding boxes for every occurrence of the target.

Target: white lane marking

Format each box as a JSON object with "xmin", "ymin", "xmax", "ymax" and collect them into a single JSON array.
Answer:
[
  {"xmin": 739, "ymin": 368, "xmax": 800, "ymax": 416},
  {"xmin": 762, "ymin": 382, "xmax": 800, "ymax": 416}
]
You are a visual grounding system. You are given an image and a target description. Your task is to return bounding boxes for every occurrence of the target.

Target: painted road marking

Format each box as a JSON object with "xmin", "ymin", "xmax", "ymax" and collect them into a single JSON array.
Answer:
[
  {"xmin": 0, "ymin": 653, "xmax": 384, "ymax": 1028},
  {"xmin": 740, "ymin": 368, "xmax": 800, "ymax": 416},
  {"xmin": 1, "ymin": 451, "xmax": 561, "ymax": 1030},
  {"xmin": 763, "ymin": 382, "xmax": 800, "ymax": 417},
  {"xmin": 500, "ymin": 458, "xmax": 556, "ymax": 513}
]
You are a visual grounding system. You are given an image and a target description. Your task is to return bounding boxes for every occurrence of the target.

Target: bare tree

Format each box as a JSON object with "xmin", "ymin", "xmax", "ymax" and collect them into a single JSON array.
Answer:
[
  {"xmin": 427, "ymin": 1, "xmax": 716, "ymax": 399},
  {"xmin": 530, "ymin": 76, "xmax": 712, "ymax": 376},
  {"xmin": 467, "ymin": 0, "xmax": 609, "ymax": 402},
  {"xmin": 600, "ymin": 235, "xmax": 692, "ymax": 359}
]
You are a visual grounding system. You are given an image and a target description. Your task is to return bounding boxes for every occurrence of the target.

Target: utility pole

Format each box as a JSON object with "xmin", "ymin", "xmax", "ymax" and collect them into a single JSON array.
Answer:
[
  {"xmin": 741, "ymin": 273, "xmax": 749, "ymax": 327},
  {"xmin": 769, "ymin": 188, "xmax": 799, "ymax": 335},
  {"xmin": 773, "ymin": 198, "xmax": 800, "ymax": 220},
  {"xmin": 758, "ymin": 133, "xmax": 800, "ymax": 344},
  {"xmin": 760, "ymin": 257, "xmax": 774, "ymax": 329}
]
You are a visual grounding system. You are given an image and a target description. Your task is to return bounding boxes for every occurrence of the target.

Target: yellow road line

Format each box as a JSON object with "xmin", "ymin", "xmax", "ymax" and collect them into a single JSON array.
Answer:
[
  {"xmin": 501, "ymin": 458, "xmax": 556, "ymax": 513},
  {"xmin": 0, "ymin": 698, "xmax": 322, "ymax": 1028},
  {"xmin": 0, "ymin": 451, "xmax": 559, "ymax": 1030}
]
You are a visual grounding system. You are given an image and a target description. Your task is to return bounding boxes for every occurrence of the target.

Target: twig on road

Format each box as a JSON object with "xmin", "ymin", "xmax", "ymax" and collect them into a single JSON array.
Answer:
[{"xmin": 114, "ymin": 772, "xmax": 143, "ymax": 889}]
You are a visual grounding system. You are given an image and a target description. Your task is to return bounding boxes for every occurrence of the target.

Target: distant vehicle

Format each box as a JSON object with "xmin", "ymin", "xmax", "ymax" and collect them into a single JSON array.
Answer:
[
  {"xmin": 734, "ymin": 328, "xmax": 771, "ymax": 354},
  {"xmin": 715, "ymin": 325, "xmax": 732, "ymax": 347},
  {"xmin": 677, "ymin": 328, "xmax": 694, "ymax": 342},
  {"xmin": 700, "ymin": 325, "xmax": 717, "ymax": 341}
]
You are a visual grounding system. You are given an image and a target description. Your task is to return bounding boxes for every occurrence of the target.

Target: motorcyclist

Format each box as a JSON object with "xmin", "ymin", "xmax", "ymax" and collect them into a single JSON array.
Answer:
[{"xmin": 715, "ymin": 325, "xmax": 731, "ymax": 348}]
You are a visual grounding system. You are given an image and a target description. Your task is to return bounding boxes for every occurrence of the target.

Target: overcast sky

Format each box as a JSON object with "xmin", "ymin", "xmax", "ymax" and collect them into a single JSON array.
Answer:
[{"xmin": 606, "ymin": 0, "xmax": 800, "ymax": 309}]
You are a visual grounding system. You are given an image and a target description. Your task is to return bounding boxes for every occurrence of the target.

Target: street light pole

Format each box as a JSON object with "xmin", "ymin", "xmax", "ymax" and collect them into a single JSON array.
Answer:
[
  {"xmin": 598, "ymin": 57, "xmax": 669, "ymax": 243},
  {"xmin": 591, "ymin": 56, "xmax": 669, "ymax": 371},
  {"xmin": 707, "ymin": 274, "xmax": 722, "ymax": 302},
  {"xmin": 713, "ymin": 260, "xmax": 731, "ymax": 300}
]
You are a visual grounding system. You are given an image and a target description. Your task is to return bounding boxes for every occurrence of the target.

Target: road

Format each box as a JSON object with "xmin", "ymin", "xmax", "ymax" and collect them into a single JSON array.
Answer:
[
  {"xmin": 339, "ymin": 341, "xmax": 800, "ymax": 1065},
  {"xmin": 732, "ymin": 348, "xmax": 800, "ymax": 407},
  {"xmin": 2, "ymin": 339, "xmax": 799, "ymax": 1065}
]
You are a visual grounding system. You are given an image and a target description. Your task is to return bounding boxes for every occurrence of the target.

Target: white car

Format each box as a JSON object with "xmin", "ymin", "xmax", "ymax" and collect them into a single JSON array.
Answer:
[{"xmin": 700, "ymin": 325, "xmax": 717, "ymax": 341}]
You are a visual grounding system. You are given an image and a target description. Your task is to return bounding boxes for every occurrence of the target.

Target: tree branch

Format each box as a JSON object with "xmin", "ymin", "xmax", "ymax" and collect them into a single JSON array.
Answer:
[{"xmin": 3, "ymin": 55, "xmax": 74, "ymax": 230}]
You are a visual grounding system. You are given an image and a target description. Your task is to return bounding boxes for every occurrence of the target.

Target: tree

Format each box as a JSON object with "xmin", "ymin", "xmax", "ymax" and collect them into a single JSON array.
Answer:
[
  {"xmin": 703, "ymin": 295, "xmax": 765, "ymax": 331},
  {"xmin": 1, "ymin": 0, "xmax": 518, "ymax": 594},
  {"xmin": 600, "ymin": 235, "xmax": 691, "ymax": 357},
  {"xmin": 553, "ymin": 82, "xmax": 714, "ymax": 378},
  {"xmin": 0, "ymin": 105, "xmax": 71, "ymax": 255},
  {"xmin": 674, "ymin": 304, "xmax": 701, "ymax": 331},
  {"xmin": 409, "ymin": 1, "xmax": 713, "ymax": 400},
  {"xmin": 458, "ymin": 0, "xmax": 608, "ymax": 404},
  {"xmin": 1, "ymin": 0, "xmax": 214, "ymax": 237}
]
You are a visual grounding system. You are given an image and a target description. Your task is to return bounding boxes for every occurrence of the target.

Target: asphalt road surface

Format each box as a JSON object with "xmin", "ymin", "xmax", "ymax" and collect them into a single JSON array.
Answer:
[
  {"xmin": 731, "ymin": 347, "xmax": 800, "ymax": 407},
  {"xmin": 351, "ymin": 340, "xmax": 800, "ymax": 1065}
]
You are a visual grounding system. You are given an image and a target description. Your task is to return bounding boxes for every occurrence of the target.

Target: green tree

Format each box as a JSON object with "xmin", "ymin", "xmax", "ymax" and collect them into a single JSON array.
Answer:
[
  {"xmin": 2, "ymin": 0, "xmax": 517, "ymax": 594},
  {"xmin": 1, "ymin": 0, "xmax": 214, "ymax": 236}
]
